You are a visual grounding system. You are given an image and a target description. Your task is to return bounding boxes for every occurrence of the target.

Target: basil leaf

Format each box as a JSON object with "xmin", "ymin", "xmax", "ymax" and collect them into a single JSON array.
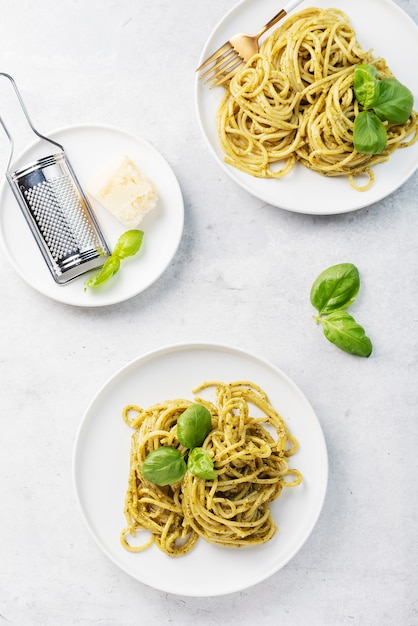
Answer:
[
  {"xmin": 141, "ymin": 447, "xmax": 187, "ymax": 486},
  {"xmin": 187, "ymin": 447, "xmax": 217, "ymax": 480},
  {"xmin": 113, "ymin": 229, "xmax": 144, "ymax": 260},
  {"xmin": 321, "ymin": 310, "xmax": 372, "ymax": 357},
  {"xmin": 177, "ymin": 404, "xmax": 212, "ymax": 449},
  {"xmin": 353, "ymin": 111, "xmax": 387, "ymax": 154},
  {"xmin": 354, "ymin": 64, "xmax": 380, "ymax": 109},
  {"xmin": 84, "ymin": 255, "xmax": 121, "ymax": 290},
  {"xmin": 372, "ymin": 78, "xmax": 414, "ymax": 125},
  {"xmin": 310, "ymin": 263, "xmax": 360, "ymax": 316}
]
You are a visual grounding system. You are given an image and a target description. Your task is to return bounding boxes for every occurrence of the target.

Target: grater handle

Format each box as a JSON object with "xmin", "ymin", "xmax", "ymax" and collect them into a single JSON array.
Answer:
[
  {"xmin": 0, "ymin": 116, "xmax": 14, "ymax": 174},
  {"xmin": 0, "ymin": 72, "xmax": 65, "ymax": 173}
]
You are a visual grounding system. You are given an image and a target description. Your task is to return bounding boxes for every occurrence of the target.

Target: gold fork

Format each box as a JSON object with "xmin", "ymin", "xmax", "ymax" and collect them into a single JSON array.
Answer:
[{"xmin": 196, "ymin": 0, "xmax": 303, "ymax": 88}]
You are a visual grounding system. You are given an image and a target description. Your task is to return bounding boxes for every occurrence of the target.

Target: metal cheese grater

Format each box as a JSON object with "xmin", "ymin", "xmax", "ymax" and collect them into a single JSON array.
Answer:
[{"xmin": 0, "ymin": 73, "xmax": 111, "ymax": 284}]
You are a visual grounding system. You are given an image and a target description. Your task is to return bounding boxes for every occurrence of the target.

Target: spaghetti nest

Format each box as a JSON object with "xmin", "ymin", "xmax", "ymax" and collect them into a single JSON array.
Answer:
[
  {"xmin": 217, "ymin": 7, "xmax": 418, "ymax": 190},
  {"xmin": 121, "ymin": 380, "xmax": 302, "ymax": 557}
]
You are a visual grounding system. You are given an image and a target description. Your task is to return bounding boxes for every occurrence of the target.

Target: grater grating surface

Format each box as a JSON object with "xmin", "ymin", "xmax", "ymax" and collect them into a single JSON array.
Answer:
[{"xmin": 24, "ymin": 171, "xmax": 103, "ymax": 262}]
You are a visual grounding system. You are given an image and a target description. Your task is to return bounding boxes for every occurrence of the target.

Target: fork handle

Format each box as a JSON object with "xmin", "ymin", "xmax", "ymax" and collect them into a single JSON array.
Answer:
[{"xmin": 256, "ymin": 0, "xmax": 304, "ymax": 38}]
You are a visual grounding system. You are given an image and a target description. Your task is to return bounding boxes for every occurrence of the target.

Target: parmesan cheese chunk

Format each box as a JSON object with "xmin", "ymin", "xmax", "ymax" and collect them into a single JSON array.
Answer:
[{"xmin": 88, "ymin": 155, "xmax": 158, "ymax": 228}]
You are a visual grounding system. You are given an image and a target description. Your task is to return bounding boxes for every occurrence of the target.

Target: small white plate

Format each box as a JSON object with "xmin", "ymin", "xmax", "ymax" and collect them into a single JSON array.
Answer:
[
  {"xmin": 195, "ymin": 0, "xmax": 418, "ymax": 214},
  {"xmin": 73, "ymin": 343, "xmax": 328, "ymax": 597},
  {"xmin": 0, "ymin": 124, "xmax": 184, "ymax": 306}
]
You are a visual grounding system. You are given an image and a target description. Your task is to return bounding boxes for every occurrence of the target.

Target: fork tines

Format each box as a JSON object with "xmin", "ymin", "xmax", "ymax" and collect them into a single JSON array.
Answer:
[{"xmin": 196, "ymin": 43, "xmax": 244, "ymax": 88}]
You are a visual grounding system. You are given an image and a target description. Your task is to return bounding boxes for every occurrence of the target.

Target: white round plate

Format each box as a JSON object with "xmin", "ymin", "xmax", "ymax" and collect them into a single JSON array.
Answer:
[
  {"xmin": 73, "ymin": 342, "xmax": 328, "ymax": 597},
  {"xmin": 0, "ymin": 124, "xmax": 184, "ymax": 306},
  {"xmin": 195, "ymin": 0, "xmax": 418, "ymax": 214}
]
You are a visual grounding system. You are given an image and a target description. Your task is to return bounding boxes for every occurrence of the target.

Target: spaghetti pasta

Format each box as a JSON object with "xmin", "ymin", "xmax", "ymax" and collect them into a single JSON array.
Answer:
[
  {"xmin": 216, "ymin": 8, "xmax": 418, "ymax": 190},
  {"xmin": 120, "ymin": 380, "xmax": 302, "ymax": 557}
]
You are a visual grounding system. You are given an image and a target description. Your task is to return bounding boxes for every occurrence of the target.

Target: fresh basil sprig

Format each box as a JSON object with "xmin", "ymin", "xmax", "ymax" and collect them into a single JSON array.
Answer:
[
  {"xmin": 353, "ymin": 64, "xmax": 414, "ymax": 154},
  {"xmin": 310, "ymin": 263, "xmax": 372, "ymax": 358},
  {"xmin": 84, "ymin": 229, "xmax": 144, "ymax": 290},
  {"xmin": 141, "ymin": 404, "xmax": 216, "ymax": 486}
]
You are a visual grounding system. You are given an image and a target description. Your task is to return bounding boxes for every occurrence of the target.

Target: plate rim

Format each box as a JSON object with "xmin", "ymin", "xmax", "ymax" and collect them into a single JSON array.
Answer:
[
  {"xmin": 72, "ymin": 340, "xmax": 329, "ymax": 597},
  {"xmin": 194, "ymin": 0, "xmax": 418, "ymax": 215},
  {"xmin": 0, "ymin": 122, "xmax": 184, "ymax": 307}
]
